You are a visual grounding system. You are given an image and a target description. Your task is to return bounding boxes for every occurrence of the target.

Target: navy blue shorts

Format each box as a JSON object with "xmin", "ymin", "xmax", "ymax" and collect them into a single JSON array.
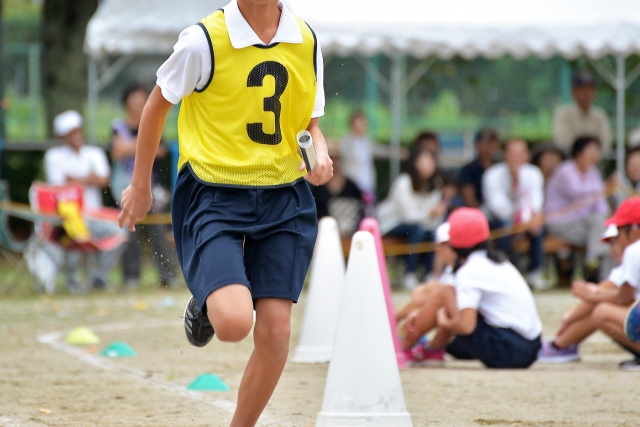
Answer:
[
  {"xmin": 446, "ymin": 315, "xmax": 541, "ymax": 368},
  {"xmin": 172, "ymin": 168, "xmax": 318, "ymax": 312}
]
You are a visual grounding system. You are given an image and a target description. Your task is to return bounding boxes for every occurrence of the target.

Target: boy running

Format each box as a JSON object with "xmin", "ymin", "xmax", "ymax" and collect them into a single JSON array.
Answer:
[{"xmin": 118, "ymin": 1, "xmax": 332, "ymax": 425}]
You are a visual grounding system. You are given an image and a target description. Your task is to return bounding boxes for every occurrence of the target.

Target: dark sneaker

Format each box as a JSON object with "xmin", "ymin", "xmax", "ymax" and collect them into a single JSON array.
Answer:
[
  {"xmin": 183, "ymin": 296, "xmax": 215, "ymax": 347},
  {"xmin": 619, "ymin": 357, "xmax": 640, "ymax": 371},
  {"xmin": 93, "ymin": 277, "xmax": 107, "ymax": 290}
]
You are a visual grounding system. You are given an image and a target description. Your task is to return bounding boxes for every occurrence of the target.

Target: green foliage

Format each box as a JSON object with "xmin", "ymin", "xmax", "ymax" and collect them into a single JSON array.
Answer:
[{"xmin": 4, "ymin": 0, "xmax": 41, "ymax": 21}]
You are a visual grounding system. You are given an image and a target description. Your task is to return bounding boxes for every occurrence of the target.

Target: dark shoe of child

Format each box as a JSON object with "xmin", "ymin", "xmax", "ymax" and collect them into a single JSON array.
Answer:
[
  {"xmin": 183, "ymin": 296, "xmax": 215, "ymax": 347},
  {"xmin": 619, "ymin": 357, "xmax": 640, "ymax": 371}
]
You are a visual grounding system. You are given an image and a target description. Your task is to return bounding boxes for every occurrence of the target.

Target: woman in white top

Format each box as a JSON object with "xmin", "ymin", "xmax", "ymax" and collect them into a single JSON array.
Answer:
[
  {"xmin": 378, "ymin": 147, "xmax": 446, "ymax": 289},
  {"xmin": 403, "ymin": 208, "xmax": 542, "ymax": 368}
]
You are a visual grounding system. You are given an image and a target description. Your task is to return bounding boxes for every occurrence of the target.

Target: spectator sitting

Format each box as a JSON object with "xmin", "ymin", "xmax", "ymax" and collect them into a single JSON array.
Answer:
[
  {"xmin": 611, "ymin": 147, "xmax": 640, "ymax": 208},
  {"xmin": 378, "ymin": 147, "xmax": 446, "ymax": 290},
  {"xmin": 538, "ymin": 224, "xmax": 626, "ymax": 363},
  {"xmin": 483, "ymin": 140, "xmax": 546, "ymax": 289},
  {"xmin": 401, "ymin": 208, "xmax": 542, "ymax": 368},
  {"xmin": 110, "ymin": 83, "xmax": 178, "ymax": 289},
  {"xmin": 459, "ymin": 128, "xmax": 500, "ymax": 209},
  {"xmin": 545, "ymin": 136, "xmax": 613, "ymax": 282},
  {"xmin": 309, "ymin": 144, "xmax": 364, "ymax": 237},
  {"xmin": 395, "ymin": 222, "xmax": 456, "ymax": 323},
  {"xmin": 44, "ymin": 110, "xmax": 124, "ymax": 291},
  {"xmin": 531, "ymin": 144, "xmax": 566, "ymax": 185},
  {"xmin": 553, "ymin": 71, "xmax": 612, "ymax": 156}
]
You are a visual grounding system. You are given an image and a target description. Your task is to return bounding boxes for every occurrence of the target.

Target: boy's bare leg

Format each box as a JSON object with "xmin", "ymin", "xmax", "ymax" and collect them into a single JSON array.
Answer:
[
  {"xmin": 231, "ymin": 298, "xmax": 293, "ymax": 427},
  {"xmin": 554, "ymin": 317, "xmax": 597, "ymax": 349},
  {"xmin": 592, "ymin": 303, "xmax": 640, "ymax": 355},
  {"xmin": 396, "ymin": 281, "xmax": 439, "ymax": 322},
  {"xmin": 206, "ymin": 284, "xmax": 254, "ymax": 342}
]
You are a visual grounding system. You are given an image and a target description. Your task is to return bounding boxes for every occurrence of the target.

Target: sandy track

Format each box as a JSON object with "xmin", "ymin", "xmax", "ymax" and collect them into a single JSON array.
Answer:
[{"xmin": 1, "ymin": 290, "xmax": 639, "ymax": 427}]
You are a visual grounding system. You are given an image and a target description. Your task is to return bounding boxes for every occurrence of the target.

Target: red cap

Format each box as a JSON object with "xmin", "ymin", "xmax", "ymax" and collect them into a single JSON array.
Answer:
[
  {"xmin": 605, "ymin": 197, "xmax": 640, "ymax": 227},
  {"xmin": 448, "ymin": 207, "xmax": 490, "ymax": 249}
]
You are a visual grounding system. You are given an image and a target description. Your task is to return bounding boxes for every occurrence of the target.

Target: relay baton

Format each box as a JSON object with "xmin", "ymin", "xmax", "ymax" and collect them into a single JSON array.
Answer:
[{"xmin": 297, "ymin": 130, "xmax": 318, "ymax": 172}]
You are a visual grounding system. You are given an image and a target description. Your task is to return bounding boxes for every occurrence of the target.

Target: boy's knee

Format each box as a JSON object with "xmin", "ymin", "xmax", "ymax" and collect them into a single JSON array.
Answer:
[
  {"xmin": 213, "ymin": 310, "xmax": 253, "ymax": 342},
  {"xmin": 254, "ymin": 315, "xmax": 291, "ymax": 357},
  {"xmin": 591, "ymin": 302, "xmax": 612, "ymax": 328}
]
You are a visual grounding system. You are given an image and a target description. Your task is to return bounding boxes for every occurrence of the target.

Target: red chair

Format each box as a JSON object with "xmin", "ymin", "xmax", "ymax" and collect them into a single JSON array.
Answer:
[{"xmin": 25, "ymin": 182, "xmax": 127, "ymax": 294}]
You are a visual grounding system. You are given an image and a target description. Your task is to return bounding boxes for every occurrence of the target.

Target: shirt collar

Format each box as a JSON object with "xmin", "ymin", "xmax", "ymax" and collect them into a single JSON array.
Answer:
[{"xmin": 224, "ymin": 0, "xmax": 302, "ymax": 49}]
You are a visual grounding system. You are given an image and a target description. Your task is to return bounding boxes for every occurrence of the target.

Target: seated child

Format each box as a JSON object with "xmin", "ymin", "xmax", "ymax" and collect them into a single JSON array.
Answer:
[
  {"xmin": 401, "ymin": 207, "xmax": 542, "ymax": 368},
  {"xmin": 571, "ymin": 197, "xmax": 640, "ymax": 370},
  {"xmin": 538, "ymin": 224, "xmax": 625, "ymax": 363},
  {"xmin": 395, "ymin": 222, "xmax": 456, "ymax": 323}
]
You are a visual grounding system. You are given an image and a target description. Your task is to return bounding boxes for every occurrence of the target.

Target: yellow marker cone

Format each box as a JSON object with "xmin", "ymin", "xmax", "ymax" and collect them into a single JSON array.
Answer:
[{"xmin": 64, "ymin": 327, "xmax": 100, "ymax": 345}]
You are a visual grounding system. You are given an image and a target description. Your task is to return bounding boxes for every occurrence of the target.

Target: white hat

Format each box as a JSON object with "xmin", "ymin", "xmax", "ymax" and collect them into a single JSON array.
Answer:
[
  {"xmin": 53, "ymin": 110, "xmax": 83, "ymax": 137},
  {"xmin": 435, "ymin": 222, "xmax": 450, "ymax": 245},
  {"xmin": 601, "ymin": 224, "xmax": 618, "ymax": 242}
]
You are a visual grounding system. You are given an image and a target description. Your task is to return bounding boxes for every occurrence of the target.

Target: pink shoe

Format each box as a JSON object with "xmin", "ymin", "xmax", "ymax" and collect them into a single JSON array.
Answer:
[{"xmin": 408, "ymin": 342, "xmax": 445, "ymax": 366}]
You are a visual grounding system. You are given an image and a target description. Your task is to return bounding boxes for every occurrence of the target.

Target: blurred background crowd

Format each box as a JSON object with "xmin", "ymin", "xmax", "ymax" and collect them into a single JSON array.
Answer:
[{"xmin": 2, "ymin": 0, "xmax": 640, "ymax": 294}]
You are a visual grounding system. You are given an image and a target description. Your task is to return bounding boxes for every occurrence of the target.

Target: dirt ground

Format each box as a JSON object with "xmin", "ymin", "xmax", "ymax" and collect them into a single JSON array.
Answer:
[{"xmin": 1, "ymin": 287, "xmax": 639, "ymax": 427}]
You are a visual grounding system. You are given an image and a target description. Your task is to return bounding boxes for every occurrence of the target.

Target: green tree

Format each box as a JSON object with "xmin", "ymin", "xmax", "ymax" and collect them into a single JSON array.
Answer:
[{"xmin": 41, "ymin": 0, "xmax": 98, "ymax": 136}]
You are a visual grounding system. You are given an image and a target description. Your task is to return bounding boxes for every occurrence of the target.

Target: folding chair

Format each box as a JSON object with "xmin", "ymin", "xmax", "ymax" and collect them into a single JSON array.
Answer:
[{"xmin": 26, "ymin": 182, "xmax": 126, "ymax": 294}]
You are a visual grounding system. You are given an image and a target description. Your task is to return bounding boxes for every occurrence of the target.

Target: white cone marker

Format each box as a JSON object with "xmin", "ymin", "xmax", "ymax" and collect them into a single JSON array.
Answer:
[
  {"xmin": 293, "ymin": 217, "xmax": 346, "ymax": 363},
  {"xmin": 316, "ymin": 231, "xmax": 413, "ymax": 427}
]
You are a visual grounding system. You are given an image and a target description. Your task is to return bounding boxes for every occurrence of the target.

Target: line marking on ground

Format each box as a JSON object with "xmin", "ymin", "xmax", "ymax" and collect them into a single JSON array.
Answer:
[{"xmin": 37, "ymin": 320, "xmax": 293, "ymax": 427}]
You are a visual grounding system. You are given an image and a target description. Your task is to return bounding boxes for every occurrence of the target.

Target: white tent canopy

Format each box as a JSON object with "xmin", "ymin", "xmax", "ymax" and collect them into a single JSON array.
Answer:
[
  {"xmin": 85, "ymin": 0, "xmax": 640, "ymax": 176},
  {"xmin": 86, "ymin": 0, "xmax": 640, "ymax": 60}
]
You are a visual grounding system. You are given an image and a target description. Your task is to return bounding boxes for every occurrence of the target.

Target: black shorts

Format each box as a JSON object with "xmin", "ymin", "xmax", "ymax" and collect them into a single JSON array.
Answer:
[
  {"xmin": 446, "ymin": 315, "xmax": 541, "ymax": 368},
  {"xmin": 172, "ymin": 168, "xmax": 318, "ymax": 312}
]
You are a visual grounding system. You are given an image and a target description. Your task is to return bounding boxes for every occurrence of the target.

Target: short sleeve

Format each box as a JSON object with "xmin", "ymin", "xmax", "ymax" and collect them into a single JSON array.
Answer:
[
  {"xmin": 459, "ymin": 163, "xmax": 475, "ymax": 185},
  {"xmin": 44, "ymin": 150, "xmax": 65, "ymax": 185},
  {"xmin": 312, "ymin": 40, "xmax": 325, "ymax": 118},
  {"xmin": 455, "ymin": 284, "xmax": 482, "ymax": 310},
  {"xmin": 622, "ymin": 246, "xmax": 640, "ymax": 289},
  {"xmin": 608, "ymin": 266, "xmax": 625, "ymax": 287},
  {"xmin": 90, "ymin": 148, "xmax": 111, "ymax": 178},
  {"xmin": 156, "ymin": 25, "xmax": 212, "ymax": 104}
]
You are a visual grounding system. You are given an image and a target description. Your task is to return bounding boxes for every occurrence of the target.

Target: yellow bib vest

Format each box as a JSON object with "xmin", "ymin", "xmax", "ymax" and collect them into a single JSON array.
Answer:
[{"xmin": 177, "ymin": 9, "xmax": 318, "ymax": 187}]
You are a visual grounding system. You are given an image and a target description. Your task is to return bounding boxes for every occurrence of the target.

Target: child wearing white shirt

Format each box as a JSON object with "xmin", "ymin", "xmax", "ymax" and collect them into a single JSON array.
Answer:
[
  {"xmin": 538, "ymin": 224, "xmax": 626, "ymax": 363},
  {"xmin": 402, "ymin": 208, "xmax": 542, "ymax": 368}
]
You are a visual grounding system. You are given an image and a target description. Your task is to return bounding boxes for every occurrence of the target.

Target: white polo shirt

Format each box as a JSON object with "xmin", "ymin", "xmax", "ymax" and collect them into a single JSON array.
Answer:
[
  {"xmin": 482, "ymin": 162, "xmax": 544, "ymax": 223},
  {"xmin": 621, "ymin": 240, "xmax": 640, "ymax": 299},
  {"xmin": 156, "ymin": 0, "xmax": 325, "ymax": 118},
  {"xmin": 455, "ymin": 251, "xmax": 543, "ymax": 340},
  {"xmin": 43, "ymin": 144, "xmax": 110, "ymax": 210}
]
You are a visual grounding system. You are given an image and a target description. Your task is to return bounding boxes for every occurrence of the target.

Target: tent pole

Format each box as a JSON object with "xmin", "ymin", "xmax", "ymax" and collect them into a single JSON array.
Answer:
[
  {"xmin": 615, "ymin": 54, "xmax": 625, "ymax": 177},
  {"xmin": 87, "ymin": 57, "xmax": 98, "ymax": 145},
  {"xmin": 390, "ymin": 54, "xmax": 404, "ymax": 181}
]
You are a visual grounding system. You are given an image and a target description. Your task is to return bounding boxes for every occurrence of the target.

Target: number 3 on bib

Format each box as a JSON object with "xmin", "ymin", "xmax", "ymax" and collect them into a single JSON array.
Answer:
[{"xmin": 246, "ymin": 61, "xmax": 289, "ymax": 145}]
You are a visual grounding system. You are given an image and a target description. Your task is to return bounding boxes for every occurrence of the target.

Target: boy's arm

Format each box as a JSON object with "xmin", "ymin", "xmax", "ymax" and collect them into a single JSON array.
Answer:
[
  {"xmin": 572, "ymin": 279, "xmax": 621, "ymax": 304},
  {"xmin": 302, "ymin": 118, "xmax": 333, "ymax": 186},
  {"xmin": 118, "ymin": 86, "xmax": 173, "ymax": 231}
]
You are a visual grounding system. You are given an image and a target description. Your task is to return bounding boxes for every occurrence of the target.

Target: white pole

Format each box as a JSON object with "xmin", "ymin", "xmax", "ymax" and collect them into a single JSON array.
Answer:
[
  {"xmin": 87, "ymin": 57, "xmax": 98, "ymax": 145},
  {"xmin": 389, "ymin": 54, "xmax": 403, "ymax": 181},
  {"xmin": 616, "ymin": 54, "xmax": 626, "ymax": 176}
]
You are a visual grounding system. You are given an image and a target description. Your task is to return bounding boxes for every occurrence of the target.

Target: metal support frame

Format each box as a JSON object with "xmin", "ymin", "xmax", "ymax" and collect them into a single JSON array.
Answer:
[
  {"xmin": 358, "ymin": 55, "xmax": 436, "ymax": 181},
  {"xmin": 87, "ymin": 54, "xmax": 134, "ymax": 144},
  {"xmin": 590, "ymin": 54, "xmax": 640, "ymax": 177}
]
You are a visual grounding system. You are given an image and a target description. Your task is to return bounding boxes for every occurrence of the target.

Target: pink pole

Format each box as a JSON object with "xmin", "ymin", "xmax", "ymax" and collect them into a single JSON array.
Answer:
[{"xmin": 359, "ymin": 218, "xmax": 408, "ymax": 369}]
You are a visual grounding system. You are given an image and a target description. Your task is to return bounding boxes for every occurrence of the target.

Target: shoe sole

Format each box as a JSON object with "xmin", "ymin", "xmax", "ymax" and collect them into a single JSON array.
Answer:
[
  {"xmin": 183, "ymin": 297, "xmax": 214, "ymax": 348},
  {"xmin": 537, "ymin": 355, "xmax": 581, "ymax": 363},
  {"xmin": 411, "ymin": 360, "xmax": 445, "ymax": 367}
]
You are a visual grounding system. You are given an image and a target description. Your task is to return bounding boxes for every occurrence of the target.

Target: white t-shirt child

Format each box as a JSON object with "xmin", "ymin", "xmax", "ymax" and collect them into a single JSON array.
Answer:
[{"xmin": 455, "ymin": 251, "xmax": 543, "ymax": 340}]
